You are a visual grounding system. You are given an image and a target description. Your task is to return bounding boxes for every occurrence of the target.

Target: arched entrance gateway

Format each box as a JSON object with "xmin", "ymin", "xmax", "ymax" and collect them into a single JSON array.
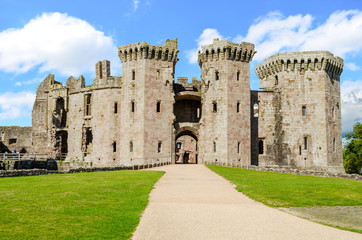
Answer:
[
  {"xmin": 175, "ymin": 128, "xmax": 198, "ymax": 164},
  {"xmin": 173, "ymin": 79, "xmax": 201, "ymax": 164}
]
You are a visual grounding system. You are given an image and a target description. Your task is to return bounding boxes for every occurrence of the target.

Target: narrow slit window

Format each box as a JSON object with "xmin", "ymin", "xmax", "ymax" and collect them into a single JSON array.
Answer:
[
  {"xmin": 114, "ymin": 102, "xmax": 118, "ymax": 114},
  {"xmin": 237, "ymin": 102, "xmax": 240, "ymax": 113},
  {"xmin": 158, "ymin": 141, "xmax": 162, "ymax": 153},
  {"xmin": 275, "ymin": 75, "xmax": 278, "ymax": 85},
  {"xmin": 84, "ymin": 94, "xmax": 92, "ymax": 116},
  {"xmin": 215, "ymin": 71, "xmax": 219, "ymax": 80},
  {"xmin": 237, "ymin": 141, "xmax": 241, "ymax": 154},
  {"xmin": 258, "ymin": 139, "xmax": 264, "ymax": 155},
  {"xmin": 237, "ymin": 71, "xmax": 240, "ymax": 81},
  {"xmin": 156, "ymin": 101, "xmax": 161, "ymax": 113},
  {"xmin": 213, "ymin": 141, "xmax": 216, "ymax": 152},
  {"xmin": 113, "ymin": 141, "xmax": 117, "ymax": 153},
  {"xmin": 131, "ymin": 101, "xmax": 135, "ymax": 113},
  {"xmin": 130, "ymin": 141, "xmax": 133, "ymax": 152},
  {"xmin": 299, "ymin": 145, "xmax": 302, "ymax": 155},
  {"xmin": 213, "ymin": 101, "xmax": 217, "ymax": 113},
  {"xmin": 132, "ymin": 70, "xmax": 135, "ymax": 80},
  {"xmin": 304, "ymin": 136, "xmax": 308, "ymax": 150},
  {"xmin": 333, "ymin": 138, "xmax": 335, "ymax": 152},
  {"xmin": 302, "ymin": 106, "xmax": 306, "ymax": 116}
]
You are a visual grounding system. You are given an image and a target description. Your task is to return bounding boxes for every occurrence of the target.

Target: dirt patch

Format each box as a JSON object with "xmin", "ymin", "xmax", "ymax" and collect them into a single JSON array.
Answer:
[{"xmin": 280, "ymin": 206, "xmax": 362, "ymax": 231}]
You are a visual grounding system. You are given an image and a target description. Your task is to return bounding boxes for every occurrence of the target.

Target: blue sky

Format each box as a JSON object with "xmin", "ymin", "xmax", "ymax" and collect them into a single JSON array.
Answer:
[{"xmin": 0, "ymin": 0, "xmax": 362, "ymax": 134}]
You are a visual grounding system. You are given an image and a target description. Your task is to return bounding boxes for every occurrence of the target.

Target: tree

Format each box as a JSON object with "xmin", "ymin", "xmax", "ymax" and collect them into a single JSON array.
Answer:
[{"xmin": 343, "ymin": 122, "xmax": 362, "ymax": 174}]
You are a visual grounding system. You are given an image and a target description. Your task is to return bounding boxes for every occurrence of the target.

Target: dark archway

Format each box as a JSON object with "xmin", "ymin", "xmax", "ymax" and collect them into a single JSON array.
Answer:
[{"xmin": 175, "ymin": 128, "xmax": 198, "ymax": 164}]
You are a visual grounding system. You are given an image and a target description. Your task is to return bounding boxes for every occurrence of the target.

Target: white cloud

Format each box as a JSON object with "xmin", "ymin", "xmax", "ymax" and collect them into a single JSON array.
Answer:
[
  {"xmin": 187, "ymin": 10, "xmax": 362, "ymax": 63},
  {"xmin": 15, "ymin": 78, "xmax": 42, "ymax": 87},
  {"xmin": 133, "ymin": 0, "xmax": 140, "ymax": 11},
  {"xmin": 186, "ymin": 28, "xmax": 222, "ymax": 63},
  {"xmin": 0, "ymin": 12, "xmax": 120, "ymax": 76},
  {"xmin": 341, "ymin": 80, "xmax": 362, "ymax": 133},
  {"xmin": 344, "ymin": 62, "xmax": 360, "ymax": 71},
  {"xmin": 0, "ymin": 92, "xmax": 35, "ymax": 120}
]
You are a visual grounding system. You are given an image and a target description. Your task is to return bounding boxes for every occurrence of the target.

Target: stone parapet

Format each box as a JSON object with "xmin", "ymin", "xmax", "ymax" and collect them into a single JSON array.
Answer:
[
  {"xmin": 255, "ymin": 51, "xmax": 344, "ymax": 79},
  {"xmin": 198, "ymin": 38, "xmax": 256, "ymax": 67},
  {"xmin": 118, "ymin": 38, "xmax": 179, "ymax": 63}
]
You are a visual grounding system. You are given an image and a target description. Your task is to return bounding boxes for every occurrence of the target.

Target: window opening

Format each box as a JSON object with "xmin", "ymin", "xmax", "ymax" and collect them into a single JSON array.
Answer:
[
  {"xmin": 213, "ymin": 101, "xmax": 217, "ymax": 113},
  {"xmin": 113, "ymin": 141, "xmax": 117, "ymax": 153},
  {"xmin": 131, "ymin": 101, "xmax": 135, "ymax": 112},
  {"xmin": 132, "ymin": 70, "xmax": 135, "ymax": 80},
  {"xmin": 302, "ymin": 106, "xmax": 306, "ymax": 116},
  {"xmin": 130, "ymin": 141, "xmax": 133, "ymax": 152},
  {"xmin": 215, "ymin": 71, "xmax": 219, "ymax": 80},
  {"xmin": 114, "ymin": 102, "xmax": 118, "ymax": 114},
  {"xmin": 9, "ymin": 138, "xmax": 17, "ymax": 145},
  {"xmin": 253, "ymin": 103, "xmax": 259, "ymax": 117},
  {"xmin": 157, "ymin": 101, "xmax": 161, "ymax": 113},
  {"xmin": 258, "ymin": 139, "xmax": 264, "ymax": 154},
  {"xmin": 158, "ymin": 141, "xmax": 162, "ymax": 153},
  {"xmin": 213, "ymin": 141, "xmax": 216, "ymax": 152},
  {"xmin": 275, "ymin": 75, "xmax": 278, "ymax": 85},
  {"xmin": 84, "ymin": 94, "xmax": 92, "ymax": 116},
  {"xmin": 237, "ymin": 141, "xmax": 241, "ymax": 154},
  {"xmin": 237, "ymin": 102, "xmax": 240, "ymax": 113},
  {"xmin": 333, "ymin": 138, "xmax": 335, "ymax": 152},
  {"xmin": 304, "ymin": 136, "xmax": 308, "ymax": 150},
  {"xmin": 237, "ymin": 71, "xmax": 240, "ymax": 81},
  {"xmin": 299, "ymin": 145, "xmax": 302, "ymax": 155}
]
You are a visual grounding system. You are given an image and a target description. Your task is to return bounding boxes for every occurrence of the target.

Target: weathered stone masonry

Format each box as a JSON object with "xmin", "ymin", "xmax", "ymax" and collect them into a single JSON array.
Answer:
[{"xmin": 0, "ymin": 38, "xmax": 344, "ymax": 172}]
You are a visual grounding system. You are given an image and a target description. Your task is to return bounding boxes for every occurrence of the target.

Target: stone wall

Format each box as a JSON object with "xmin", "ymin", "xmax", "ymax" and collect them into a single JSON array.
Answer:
[
  {"xmin": 0, "ymin": 126, "xmax": 32, "ymax": 153},
  {"xmin": 199, "ymin": 39, "xmax": 255, "ymax": 167},
  {"xmin": 255, "ymin": 51, "xmax": 344, "ymax": 172}
]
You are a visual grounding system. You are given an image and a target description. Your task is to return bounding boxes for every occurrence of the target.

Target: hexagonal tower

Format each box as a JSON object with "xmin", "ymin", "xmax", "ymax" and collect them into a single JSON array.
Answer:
[
  {"xmin": 118, "ymin": 39, "xmax": 178, "ymax": 166},
  {"xmin": 198, "ymin": 39, "xmax": 256, "ymax": 166},
  {"xmin": 255, "ymin": 51, "xmax": 344, "ymax": 172}
]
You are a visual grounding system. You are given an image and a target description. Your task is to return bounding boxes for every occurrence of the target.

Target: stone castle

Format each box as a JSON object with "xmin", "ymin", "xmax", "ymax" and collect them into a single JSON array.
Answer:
[{"xmin": 0, "ymin": 38, "xmax": 344, "ymax": 172}]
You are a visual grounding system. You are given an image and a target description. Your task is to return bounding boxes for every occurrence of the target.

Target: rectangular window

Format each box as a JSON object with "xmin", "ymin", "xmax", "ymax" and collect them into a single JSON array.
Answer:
[
  {"xmin": 215, "ymin": 71, "xmax": 219, "ymax": 80},
  {"xmin": 130, "ymin": 141, "xmax": 133, "ymax": 152},
  {"xmin": 213, "ymin": 101, "xmax": 217, "ymax": 113},
  {"xmin": 113, "ymin": 141, "xmax": 117, "ymax": 152},
  {"xmin": 132, "ymin": 70, "xmax": 135, "ymax": 80},
  {"xmin": 237, "ymin": 141, "xmax": 241, "ymax": 154},
  {"xmin": 258, "ymin": 139, "xmax": 264, "ymax": 155},
  {"xmin": 302, "ymin": 106, "xmax": 306, "ymax": 116},
  {"xmin": 237, "ymin": 102, "xmax": 240, "ymax": 113},
  {"xmin": 131, "ymin": 101, "xmax": 135, "ymax": 113},
  {"xmin": 157, "ymin": 101, "xmax": 161, "ymax": 113},
  {"xmin": 158, "ymin": 141, "xmax": 162, "ymax": 153},
  {"xmin": 84, "ymin": 94, "xmax": 92, "ymax": 116},
  {"xmin": 237, "ymin": 71, "xmax": 240, "ymax": 81},
  {"xmin": 304, "ymin": 136, "xmax": 308, "ymax": 150},
  {"xmin": 114, "ymin": 102, "xmax": 118, "ymax": 114},
  {"xmin": 299, "ymin": 145, "xmax": 302, "ymax": 155},
  {"xmin": 213, "ymin": 141, "xmax": 216, "ymax": 152},
  {"xmin": 9, "ymin": 138, "xmax": 17, "ymax": 145}
]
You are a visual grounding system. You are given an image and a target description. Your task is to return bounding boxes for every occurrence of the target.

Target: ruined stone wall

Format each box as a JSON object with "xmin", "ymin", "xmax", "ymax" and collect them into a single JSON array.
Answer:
[
  {"xmin": 255, "ymin": 51, "xmax": 344, "ymax": 172},
  {"xmin": 0, "ymin": 126, "xmax": 32, "ymax": 153},
  {"xmin": 199, "ymin": 39, "xmax": 255, "ymax": 166}
]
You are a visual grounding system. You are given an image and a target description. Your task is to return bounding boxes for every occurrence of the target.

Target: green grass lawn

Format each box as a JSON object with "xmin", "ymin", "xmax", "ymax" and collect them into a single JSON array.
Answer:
[
  {"xmin": 0, "ymin": 170, "xmax": 164, "ymax": 240},
  {"xmin": 207, "ymin": 165, "xmax": 362, "ymax": 207}
]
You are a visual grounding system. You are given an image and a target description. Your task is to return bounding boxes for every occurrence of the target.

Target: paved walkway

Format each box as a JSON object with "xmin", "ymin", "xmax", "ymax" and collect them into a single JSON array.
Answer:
[{"xmin": 132, "ymin": 165, "xmax": 361, "ymax": 240}]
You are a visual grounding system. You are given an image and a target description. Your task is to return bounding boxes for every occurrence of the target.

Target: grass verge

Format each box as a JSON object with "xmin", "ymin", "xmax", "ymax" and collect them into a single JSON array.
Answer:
[
  {"xmin": 206, "ymin": 165, "xmax": 362, "ymax": 207},
  {"xmin": 207, "ymin": 165, "xmax": 362, "ymax": 233},
  {"xmin": 0, "ymin": 170, "xmax": 164, "ymax": 239}
]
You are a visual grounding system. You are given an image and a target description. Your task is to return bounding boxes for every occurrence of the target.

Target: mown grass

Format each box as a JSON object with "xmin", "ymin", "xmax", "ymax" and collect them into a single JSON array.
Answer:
[
  {"xmin": 207, "ymin": 165, "xmax": 362, "ymax": 207},
  {"xmin": 0, "ymin": 170, "xmax": 164, "ymax": 239}
]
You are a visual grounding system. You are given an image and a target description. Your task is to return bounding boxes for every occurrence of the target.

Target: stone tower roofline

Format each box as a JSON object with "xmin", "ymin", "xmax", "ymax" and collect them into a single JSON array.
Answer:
[
  {"xmin": 255, "ymin": 51, "xmax": 344, "ymax": 79},
  {"xmin": 198, "ymin": 38, "xmax": 256, "ymax": 67},
  {"xmin": 118, "ymin": 38, "xmax": 179, "ymax": 63}
]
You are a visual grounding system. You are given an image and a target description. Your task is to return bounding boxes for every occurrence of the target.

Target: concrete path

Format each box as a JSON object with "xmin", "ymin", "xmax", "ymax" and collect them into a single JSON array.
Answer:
[{"xmin": 132, "ymin": 165, "xmax": 361, "ymax": 240}]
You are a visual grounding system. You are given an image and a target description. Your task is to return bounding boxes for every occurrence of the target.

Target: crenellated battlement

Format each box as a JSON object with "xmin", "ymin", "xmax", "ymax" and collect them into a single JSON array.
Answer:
[
  {"xmin": 118, "ymin": 38, "xmax": 179, "ymax": 63},
  {"xmin": 255, "ymin": 51, "xmax": 344, "ymax": 79},
  {"xmin": 198, "ymin": 38, "xmax": 256, "ymax": 67}
]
